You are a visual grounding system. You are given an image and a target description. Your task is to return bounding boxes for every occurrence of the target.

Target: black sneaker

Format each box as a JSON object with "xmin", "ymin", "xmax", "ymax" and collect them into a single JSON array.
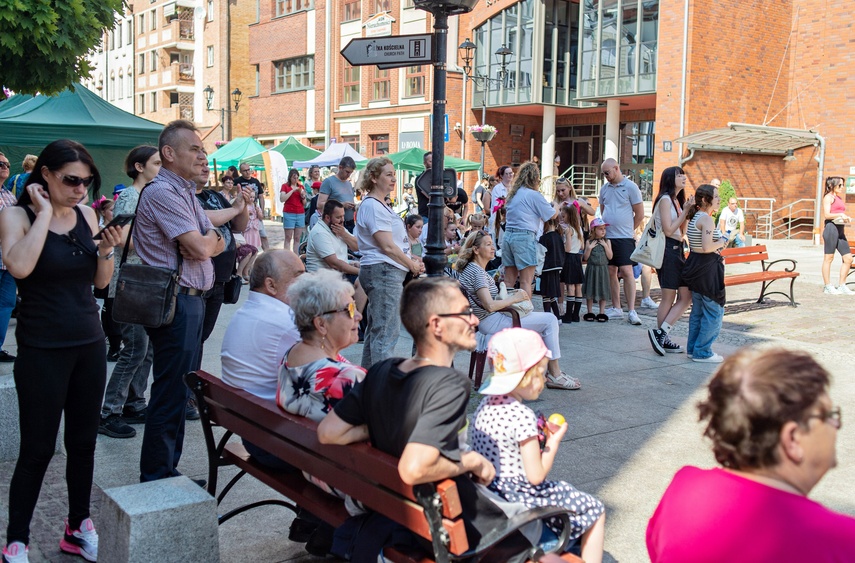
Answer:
[
  {"xmin": 122, "ymin": 407, "xmax": 146, "ymax": 425},
  {"xmin": 0, "ymin": 350, "xmax": 15, "ymax": 362},
  {"xmin": 648, "ymin": 328, "xmax": 666, "ymax": 356},
  {"xmin": 185, "ymin": 398, "xmax": 200, "ymax": 421},
  {"xmin": 662, "ymin": 334, "xmax": 683, "ymax": 353},
  {"xmin": 98, "ymin": 414, "xmax": 136, "ymax": 439}
]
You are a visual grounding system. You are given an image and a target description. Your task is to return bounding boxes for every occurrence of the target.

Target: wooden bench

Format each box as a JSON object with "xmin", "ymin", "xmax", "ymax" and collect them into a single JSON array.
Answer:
[
  {"xmin": 185, "ymin": 370, "xmax": 584, "ymax": 563},
  {"xmin": 721, "ymin": 245, "xmax": 799, "ymax": 306}
]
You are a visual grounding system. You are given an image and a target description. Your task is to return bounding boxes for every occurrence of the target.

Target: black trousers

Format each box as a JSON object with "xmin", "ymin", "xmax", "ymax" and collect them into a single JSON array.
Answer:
[
  {"xmin": 6, "ymin": 341, "xmax": 106, "ymax": 545},
  {"xmin": 140, "ymin": 294, "xmax": 204, "ymax": 482}
]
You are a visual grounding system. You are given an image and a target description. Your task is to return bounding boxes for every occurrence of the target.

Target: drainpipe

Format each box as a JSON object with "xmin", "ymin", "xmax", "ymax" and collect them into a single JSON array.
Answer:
[
  {"xmin": 678, "ymin": 0, "xmax": 689, "ymax": 154},
  {"xmin": 812, "ymin": 133, "xmax": 826, "ymax": 245},
  {"xmin": 324, "ymin": 0, "xmax": 331, "ymax": 146},
  {"xmin": 679, "ymin": 148, "xmax": 695, "ymax": 167}
]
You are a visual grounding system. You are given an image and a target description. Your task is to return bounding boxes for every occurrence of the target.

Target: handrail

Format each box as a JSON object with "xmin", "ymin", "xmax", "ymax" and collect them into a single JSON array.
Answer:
[{"xmin": 759, "ymin": 198, "xmax": 815, "ymax": 240}]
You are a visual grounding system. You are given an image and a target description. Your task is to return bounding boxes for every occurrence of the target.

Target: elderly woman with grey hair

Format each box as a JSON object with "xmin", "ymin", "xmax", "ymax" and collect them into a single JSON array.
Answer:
[{"xmin": 277, "ymin": 268, "xmax": 366, "ymax": 422}]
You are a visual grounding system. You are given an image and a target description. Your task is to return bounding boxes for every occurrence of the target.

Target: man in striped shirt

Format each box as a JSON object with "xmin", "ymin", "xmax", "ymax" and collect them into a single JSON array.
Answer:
[{"xmin": 134, "ymin": 120, "xmax": 225, "ymax": 483}]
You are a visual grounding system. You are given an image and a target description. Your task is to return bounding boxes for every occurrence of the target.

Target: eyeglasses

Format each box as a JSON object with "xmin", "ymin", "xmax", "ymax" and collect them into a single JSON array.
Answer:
[
  {"xmin": 321, "ymin": 301, "xmax": 357, "ymax": 319},
  {"xmin": 806, "ymin": 407, "xmax": 842, "ymax": 430},
  {"xmin": 435, "ymin": 307, "xmax": 477, "ymax": 322},
  {"xmin": 53, "ymin": 172, "xmax": 94, "ymax": 188},
  {"xmin": 602, "ymin": 168, "xmax": 616, "ymax": 177},
  {"xmin": 0, "ymin": 162, "xmax": 9, "ymax": 170}
]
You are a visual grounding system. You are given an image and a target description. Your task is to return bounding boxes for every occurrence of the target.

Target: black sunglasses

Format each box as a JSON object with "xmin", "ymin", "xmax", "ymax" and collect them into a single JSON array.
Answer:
[
  {"xmin": 54, "ymin": 172, "xmax": 95, "ymax": 188},
  {"xmin": 0, "ymin": 162, "xmax": 9, "ymax": 170}
]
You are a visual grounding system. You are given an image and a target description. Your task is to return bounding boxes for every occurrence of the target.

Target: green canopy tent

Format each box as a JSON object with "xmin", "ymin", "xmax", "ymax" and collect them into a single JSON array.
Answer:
[
  {"xmin": 0, "ymin": 85, "xmax": 163, "ymax": 191},
  {"xmin": 206, "ymin": 137, "xmax": 267, "ymax": 172},
  {"xmin": 355, "ymin": 147, "xmax": 480, "ymax": 172},
  {"xmin": 243, "ymin": 136, "xmax": 322, "ymax": 168}
]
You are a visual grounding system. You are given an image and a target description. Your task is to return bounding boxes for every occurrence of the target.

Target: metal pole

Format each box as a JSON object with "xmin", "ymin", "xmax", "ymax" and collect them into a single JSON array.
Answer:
[
  {"xmin": 424, "ymin": 10, "xmax": 449, "ymax": 277},
  {"xmin": 480, "ymin": 83, "xmax": 487, "ymax": 177}
]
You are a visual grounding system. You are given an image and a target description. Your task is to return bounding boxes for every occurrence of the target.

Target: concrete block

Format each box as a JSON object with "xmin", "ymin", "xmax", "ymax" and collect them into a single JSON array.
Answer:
[
  {"xmin": 0, "ymin": 375, "xmax": 63, "ymax": 461},
  {"xmin": 100, "ymin": 476, "xmax": 219, "ymax": 563}
]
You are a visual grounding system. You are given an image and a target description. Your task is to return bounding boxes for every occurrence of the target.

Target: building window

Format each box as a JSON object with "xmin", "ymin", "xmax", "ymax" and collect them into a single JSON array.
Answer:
[
  {"xmin": 308, "ymin": 137, "xmax": 325, "ymax": 150},
  {"xmin": 341, "ymin": 135, "xmax": 359, "ymax": 153},
  {"xmin": 207, "ymin": 0, "xmax": 214, "ymax": 21},
  {"xmin": 126, "ymin": 19, "xmax": 133, "ymax": 44},
  {"xmin": 117, "ymin": 22, "xmax": 123, "ymax": 46},
  {"xmin": 372, "ymin": 67, "xmax": 390, "ymax": 101},
  {"xmin": 254, "ymin": 64, "xmax": 260, "ymax": 96},
  {"xmin": 138, "ymin": 13, "xmax": 145, "ymax": 33},
  {"xmin": 405, "ymin": 66, "xmax": 424, "ymax": 97},
  {"xmin": 370, "ymin": 134, "xmax": 389, "ymax": 156},
  {"xmin": 109, "ymin": 75, "xmax": 115, "ymax": 100},
  {"xmin": 206, "ymin": 46, "xmax": 214, "ymax": 67},
  {"xmin": 150, "ymin": 9, "xmax": 157, "ymax": 30},
  {"xmin": 151, "ymin": 92, "xmax": 158, "ymax": 112},
  {"xmin": 343, "ymin": 0, "xmax": 360, "ymax": 21},
  {"xmin": 138, "ymin": 54, "xmax": 145, "ymax": 73},
  {"xmin": 343, "ymin": 63, "xmax": 360, "ymax": 104},
  {"xmin": 274, "ymin": 56, "xmax": 314, "ymax": 92},
  {"xmin": 118, "ymin": 71, "xmax": 124, "ymax": 99},
  {"xmin": 150, "ymin": 51, "xmax": 157, "ymax": 72},
  {"xmin": 404, "ymin": 0, "xmax": 414, "ymax": 7},
  {"xmin": 374, "ymin": 0, "xmax": 390, "ymax": 13},
  {"xmin": 138, "ymin": 94, "xmax": 145, "ymax": 114},
  {"xmin": 276, "ymin": 0, "xmax": 314, "ymax": 17},
  {"xmin": 127, "ymin": 68, "xmax": 132, "ymax": 94}
]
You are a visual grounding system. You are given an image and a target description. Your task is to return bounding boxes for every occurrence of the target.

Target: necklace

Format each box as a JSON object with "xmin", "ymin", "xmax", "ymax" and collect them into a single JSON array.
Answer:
[{"xmin": 412, "ymin": 355, "xmax": 435, "ymax": 364}]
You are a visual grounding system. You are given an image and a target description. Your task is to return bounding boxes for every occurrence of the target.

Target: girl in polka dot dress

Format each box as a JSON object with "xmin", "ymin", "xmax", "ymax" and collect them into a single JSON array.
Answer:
[{"xmin": 471, "ymin": 328, "xmax": 606, "ymax": 563}]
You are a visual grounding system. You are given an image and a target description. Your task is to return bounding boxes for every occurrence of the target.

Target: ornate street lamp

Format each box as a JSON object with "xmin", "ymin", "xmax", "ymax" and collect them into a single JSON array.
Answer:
[{"xmin": 204, "ymin": 85, "xmax": 242, "ymax": 141}]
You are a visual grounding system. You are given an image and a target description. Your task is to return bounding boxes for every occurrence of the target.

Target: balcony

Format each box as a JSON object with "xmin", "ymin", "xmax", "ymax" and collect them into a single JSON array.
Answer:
[
  {"xmin": 159, "ymin": 18, "xmax": 194, "ymax": 49},
  {"xmin": 163, "ymin": 62, "xmax": 194, "ymax": 85}
]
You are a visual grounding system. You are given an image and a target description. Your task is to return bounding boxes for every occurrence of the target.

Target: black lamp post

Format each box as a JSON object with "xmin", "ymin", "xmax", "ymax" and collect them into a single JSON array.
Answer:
[
  {"xmin": 458, "ymin": 39, "xmax": 513, "ymax": 179},
  {"xmin": 414, "ymin": 0, "xmax": 478, "ymax": 277},
  {"xmin": 203, "ymin": 85, "xmax": 243, "ymax": 141}
]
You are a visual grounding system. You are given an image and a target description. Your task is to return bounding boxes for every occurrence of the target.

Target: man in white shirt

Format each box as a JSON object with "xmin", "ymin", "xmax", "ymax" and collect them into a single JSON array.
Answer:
[
  {"xmin": 718, "ymin": 197, "xmax": 746, "ymax": 248},
  {"xmin": 221, "ymin": 249, "xmax": 304, "ymax": 403},
  {"xmin": 306, "ymin": 199, "xmax": 367, "ymax": 313}
]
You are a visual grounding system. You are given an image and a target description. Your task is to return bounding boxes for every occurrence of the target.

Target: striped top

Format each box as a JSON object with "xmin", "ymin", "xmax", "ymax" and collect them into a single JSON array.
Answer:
[{"xmin": 687, "ymin": 211, "xmax": 722, "ymax": 252}]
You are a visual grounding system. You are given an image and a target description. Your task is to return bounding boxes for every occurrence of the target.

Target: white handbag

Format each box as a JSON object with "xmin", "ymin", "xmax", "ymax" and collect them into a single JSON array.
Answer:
[{"xmin": 630, "ymin": 199, "xmax": 666, "ymax": 269}]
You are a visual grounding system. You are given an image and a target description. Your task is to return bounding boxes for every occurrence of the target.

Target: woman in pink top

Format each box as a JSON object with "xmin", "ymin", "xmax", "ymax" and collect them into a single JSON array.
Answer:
[
  {"xmin": 820, "ymin": 176, "xmax": 853, "ymax": 294},
  {"xmin": 647, "ymin": 347, "xmax": 855, "ymax": 562}
]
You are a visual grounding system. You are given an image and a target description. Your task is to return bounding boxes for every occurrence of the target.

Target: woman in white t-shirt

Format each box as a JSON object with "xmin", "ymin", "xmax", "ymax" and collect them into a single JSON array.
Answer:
[{"xmin": 355, "ymin": 157, "xmax": 422, "ymax": 368}]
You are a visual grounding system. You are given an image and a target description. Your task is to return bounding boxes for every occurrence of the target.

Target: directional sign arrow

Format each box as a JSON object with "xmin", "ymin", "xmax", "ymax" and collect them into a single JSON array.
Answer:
[{"xmin": 341, "ymin": 34, "xmax": 433, "ymax": 67}]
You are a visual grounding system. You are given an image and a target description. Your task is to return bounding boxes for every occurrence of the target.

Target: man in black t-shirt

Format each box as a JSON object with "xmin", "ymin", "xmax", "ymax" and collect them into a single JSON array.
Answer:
[
  {"xmin": 236, "ymin": 163, "xmax": 269, "ymax": 250},
  {"xmin": 416, "ymin": 152, "xmax": 432, "ymax": 219},
  {"xmin": 319, "ymin": 279, "xmax": 534, "ymax": 556}
]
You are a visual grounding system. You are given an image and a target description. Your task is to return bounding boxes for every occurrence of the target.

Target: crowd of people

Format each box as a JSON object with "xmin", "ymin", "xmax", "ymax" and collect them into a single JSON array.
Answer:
[{"xmin": 2, "ymin": 120, "xmax": 854, "ymax": 562}]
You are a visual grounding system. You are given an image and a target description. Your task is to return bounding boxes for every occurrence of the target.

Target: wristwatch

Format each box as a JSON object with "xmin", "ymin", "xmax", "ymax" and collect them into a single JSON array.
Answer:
[{"xmin": 99, "ymin": 249, "xmax": 114, "ymax": 260}]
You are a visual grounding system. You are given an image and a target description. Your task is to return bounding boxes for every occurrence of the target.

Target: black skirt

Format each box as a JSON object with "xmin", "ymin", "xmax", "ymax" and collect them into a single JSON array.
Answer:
[
  {"xmin": 540, "ymin": 269, "xmax": 562, "ymax": 298},
  {"xmin": 561, "ymin": 252, "xmax": 584, "ymax": 284}
]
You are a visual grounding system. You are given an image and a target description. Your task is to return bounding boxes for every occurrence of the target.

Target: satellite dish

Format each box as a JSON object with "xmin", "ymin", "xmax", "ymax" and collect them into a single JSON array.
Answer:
[{"xmin": 194, "ymin": 6, "xmax": 206, "ymax": 20}]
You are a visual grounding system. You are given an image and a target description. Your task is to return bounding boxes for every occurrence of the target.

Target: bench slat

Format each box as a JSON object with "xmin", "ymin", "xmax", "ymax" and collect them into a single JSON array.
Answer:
[
  {"xmin": 210, "ymin": 399, "xmax": 470, "ymax": 554},
  {"xmin": 723, "ymin": 253, "xmax": 769, "ymax": 265},
  {"xmin": 720, "ymin": 245, "xmax": 767, "ymax": 256},
  {"xmin": 724, "ymin": 271, "xmax": 799, "ymax": 286}
]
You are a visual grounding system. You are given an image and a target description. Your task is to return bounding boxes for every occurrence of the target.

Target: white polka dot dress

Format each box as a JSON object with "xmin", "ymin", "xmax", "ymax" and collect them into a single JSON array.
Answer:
[{"xmin": 471, "ymin": 395, "xmax": 605, "ymax": 539}]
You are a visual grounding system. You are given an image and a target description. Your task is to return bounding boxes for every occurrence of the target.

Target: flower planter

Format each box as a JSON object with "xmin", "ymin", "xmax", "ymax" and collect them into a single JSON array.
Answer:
[{"xmin": 471, "ymin": 130, "xmax": 496, "ymax": 143}]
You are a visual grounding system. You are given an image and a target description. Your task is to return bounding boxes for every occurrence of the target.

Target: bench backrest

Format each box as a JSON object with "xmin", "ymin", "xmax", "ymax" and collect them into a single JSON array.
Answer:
[
  {"xmin": 721, "ymin": 244, "xmax": 769, "ymax": 265},
  {"xmin": 186, "ymin": 370, "xmax": 469, "ymax": 555}
]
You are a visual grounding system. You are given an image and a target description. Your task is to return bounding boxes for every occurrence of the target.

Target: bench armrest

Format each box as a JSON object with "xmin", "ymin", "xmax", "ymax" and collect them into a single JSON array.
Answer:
[
  {"xmin": 763, "ymin": 258, "xmax": 797, "ymax": 273},
  {"xmin": 458, "ymin": 505, "xmax": 575, "ymax": 561},
  {"xmin": 499, "ymin": 307, "xmax": 522, "ymax": 328}
]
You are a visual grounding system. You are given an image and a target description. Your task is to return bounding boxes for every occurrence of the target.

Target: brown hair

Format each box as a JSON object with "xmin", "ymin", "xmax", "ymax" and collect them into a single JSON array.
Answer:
[
  {"xmin": 401, "ymin": 277, "xmax": 461, "ymax": 343},
  {"xmin": 698, "ymin": 347, "xmax": 830, "ymax": 470},
  {"xmin": 824, "ymin": 176, "xmax": 844, "ymax": 196},
  {"xmin": 686, "ymin": 183, "xmax": 717, "ymax": 223},
  {"xmin": 356, "ymin": 156, "xmax": 393, "ymax": 195},
  {"xmin": 560, "ymin": 205, "xmax": 583, "ymax": 243},
  {"xmin": 505, "ymin": 161, "xmax": 541, "ymax": 207}
]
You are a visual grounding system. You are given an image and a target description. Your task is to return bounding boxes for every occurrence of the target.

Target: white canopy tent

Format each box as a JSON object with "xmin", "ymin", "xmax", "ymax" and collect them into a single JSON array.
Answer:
[{"xmin": 293, "ymin": 142, "xmax": 367, "ymax": 168}]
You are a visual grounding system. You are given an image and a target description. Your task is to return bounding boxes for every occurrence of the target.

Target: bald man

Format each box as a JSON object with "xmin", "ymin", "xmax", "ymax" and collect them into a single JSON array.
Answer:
[
  {"xmin": 221, "ymin": 249, "xmax": 304, "ymax": 403},
  {"xmin": 599, "ymin": 158, "xmax": 644, "ymax": 325}
]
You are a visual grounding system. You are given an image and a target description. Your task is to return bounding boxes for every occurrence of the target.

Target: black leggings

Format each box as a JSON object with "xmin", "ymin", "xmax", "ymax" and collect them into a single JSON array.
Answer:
[{"xmin": 6, "ymin": 341, "xmax": 106, "ymax": 545}]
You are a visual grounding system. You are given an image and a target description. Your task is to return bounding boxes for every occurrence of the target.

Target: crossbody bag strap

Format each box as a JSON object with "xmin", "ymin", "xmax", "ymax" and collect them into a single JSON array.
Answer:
[{"xmin": 119, "ymin": 182, "xmax": 184, "ymax": 276}]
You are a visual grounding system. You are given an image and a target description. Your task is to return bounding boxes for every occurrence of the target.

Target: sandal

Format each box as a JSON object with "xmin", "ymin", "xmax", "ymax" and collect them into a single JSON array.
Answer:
[
  {"xmin": 546, "ymin": 372, "xmax": 582, "ymax": 390},
  {"xmin": 596, "ymin": 314, "xmax": 609, "ymax": 322},
  {"xmin": 583, "ymin": 313, "xmax": 596, "ymax": 322}
]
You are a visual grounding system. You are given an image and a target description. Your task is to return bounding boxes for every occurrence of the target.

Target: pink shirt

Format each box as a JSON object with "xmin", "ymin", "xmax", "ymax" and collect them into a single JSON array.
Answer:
[{"xmin": 647, "ymin": 466, "xmax": 855, "ymax": 562}]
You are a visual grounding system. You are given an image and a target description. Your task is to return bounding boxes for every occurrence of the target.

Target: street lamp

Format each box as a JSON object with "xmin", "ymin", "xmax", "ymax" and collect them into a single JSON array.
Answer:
[
  {"xmin": 203, "ymin": 85, "xmax": 243, "ymax": 140},
  {"xmin": 413, "ymin": 0, "xmax": 478, "ymax": 277},
  {"xmin": 458, "ymin": 39, "xmax": 513, "ymax": 179}
]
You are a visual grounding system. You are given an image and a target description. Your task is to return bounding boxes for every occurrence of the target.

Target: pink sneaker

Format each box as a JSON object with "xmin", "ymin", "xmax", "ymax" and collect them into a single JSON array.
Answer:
[
  {"xmin": 59, "ymin": 518, "xmax": 98, "ymax": 561},
  {"xmin": 2, "ymin": 541, "xmax": 29, "ymax": 563}
]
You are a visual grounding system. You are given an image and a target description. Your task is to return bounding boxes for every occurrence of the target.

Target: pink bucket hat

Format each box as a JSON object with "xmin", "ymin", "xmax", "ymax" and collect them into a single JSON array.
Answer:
[
  {"xmin": 589, "ymin": 217, "xmax": 609, "ymax": 228},
  {"xmin": 479, "ymin": 328, "xmax": 552, "ymax": 395}
]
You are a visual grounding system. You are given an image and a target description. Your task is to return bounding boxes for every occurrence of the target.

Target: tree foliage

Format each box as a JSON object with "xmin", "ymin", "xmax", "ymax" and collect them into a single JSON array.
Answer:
[
  {"xmin": 0, "ymin": 0, "xmax": 122, "ymax": 95},
  {"xmin": 714, "ymin": 180, "xmax": 736, "ymax": 224}
]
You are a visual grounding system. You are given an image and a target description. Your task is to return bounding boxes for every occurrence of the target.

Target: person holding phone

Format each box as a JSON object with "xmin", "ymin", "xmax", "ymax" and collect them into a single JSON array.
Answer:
[{"xmin": 0, "ymin": 140, "xmax": 122, "ymax": 562}]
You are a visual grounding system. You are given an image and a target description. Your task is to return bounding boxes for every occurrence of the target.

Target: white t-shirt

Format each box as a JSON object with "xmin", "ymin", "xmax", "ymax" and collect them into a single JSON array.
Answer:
[
  {"xmin": 488, "ymin": 182, "xmax": 510, "ymax": 230},
  {"xmin": 355, "ymin": 196, "xmax": 410, "ymax": 270},
  {"xmin": 505, "ymin": 188, "xmax": 555, "ymax": 232},
  {"xmin": 654, "ymin": 196, "xmax": 682, "ymax": 239},
  {"xmin": 306, "ymin": 219, "xmax": 348, "ymax": 273},
  {"xmin": 719, "ymin": 207, "xmax": 744, "ymax": 233}
]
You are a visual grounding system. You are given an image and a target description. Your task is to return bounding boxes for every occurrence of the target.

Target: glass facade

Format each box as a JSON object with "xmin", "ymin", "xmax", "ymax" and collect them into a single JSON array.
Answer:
[
  {"xmin": 472, "ymin": 0, "xmax": 534, "ymax": 107},
  {"xmin": 579, "ymin": 0, "xmax": 658, "ymax": 98}
]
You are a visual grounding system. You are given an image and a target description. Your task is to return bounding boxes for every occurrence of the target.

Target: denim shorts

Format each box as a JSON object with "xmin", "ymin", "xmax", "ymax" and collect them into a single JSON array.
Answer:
[
  {"xmin": 502, "ymin": 228, "xmax": 538, "ymax": 269},
  {"xmin": 282, "ymin": 212, "xmax": 306, "ymax": 229}
]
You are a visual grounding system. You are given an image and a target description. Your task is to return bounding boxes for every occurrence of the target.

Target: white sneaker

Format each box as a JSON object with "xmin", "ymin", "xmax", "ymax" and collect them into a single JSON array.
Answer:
[
  {"xmin": 2, "ymin": 542, "xmax": 28, "ymax": 563},
  {"xmin": 640, "ymin": 296, "xmax": 657, "ymax": 308},
  {"xmin": 60, "ymin": 518, "xmax": 98, "ymax": 562},
  {"xmin": 824, "ymin": 285, "xmax": 841, "ymax": 295},
  {"xmin": 692, "ymin": 353, "xmax": 724, "ymax": 364},
  {"xmin": 605, "ymin": 307, "xmax": 624, "ymax": 319},
  {"xmin": 627, "ymin": 310, "xmax": 642, "ymax": 325},
  {"xmin": 837, "ymin": 285, "xmax": 855, "ymax": 295}
]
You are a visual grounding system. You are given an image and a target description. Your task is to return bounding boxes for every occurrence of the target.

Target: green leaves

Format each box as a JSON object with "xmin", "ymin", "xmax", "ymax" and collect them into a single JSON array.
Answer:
[{"xmin": 0, "ymin": 0, "xmax": 122, "ymax": 95}]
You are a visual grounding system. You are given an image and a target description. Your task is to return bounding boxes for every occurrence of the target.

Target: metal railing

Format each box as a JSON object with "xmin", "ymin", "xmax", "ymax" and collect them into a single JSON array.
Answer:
[
  {"xmin": 758, "ymin": 198, "xmax": 815, "ymax": 240},
  {"xmin": 560, "ymin": 164, "xmax": 600, "ymax": 198},
  {"xmin": 735, "ymin": 197, "xmax": 776, "ymax": 239}
]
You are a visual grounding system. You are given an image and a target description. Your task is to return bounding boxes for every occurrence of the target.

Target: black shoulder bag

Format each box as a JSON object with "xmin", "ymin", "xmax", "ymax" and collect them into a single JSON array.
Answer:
[{"xmin": 112, "ymin": 184, "xmax": 182, "ymax": 328}]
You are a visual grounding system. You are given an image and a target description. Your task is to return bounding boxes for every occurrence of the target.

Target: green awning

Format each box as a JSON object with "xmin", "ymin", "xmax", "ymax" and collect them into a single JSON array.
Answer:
[{"xmin": 207, "ymin": 137, "xmax": 267, "ymax": 170}]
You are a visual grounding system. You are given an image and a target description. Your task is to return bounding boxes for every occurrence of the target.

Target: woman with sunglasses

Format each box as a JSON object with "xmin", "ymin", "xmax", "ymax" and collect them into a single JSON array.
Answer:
[
  {"xmin": 1, "ymin": 140, "xmax": 123, "ymax": 562},
  {"xmin": 648, "ymin": 348, "xmax": 855, "ymax": 562}
]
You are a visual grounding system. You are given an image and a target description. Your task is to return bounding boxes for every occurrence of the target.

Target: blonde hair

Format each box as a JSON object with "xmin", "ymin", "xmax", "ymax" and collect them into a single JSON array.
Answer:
[
  {"xmin": 22, "ymin": 154, "xmax": 38, "ymax": 172},
  {"xmin": 516, "ymin": 357, "xmax": 547, "ymax": 390},
  {"xmin": 466, "ymin": 212, "xmax": 487, "ymax": 229},
  {"xmin": 455, "ymin": 230, "xmax": 491, "ymax": 271},
  {"xmin": 356, "ymin": 157, "xmax": 393, "ymax": 195},
  {"xmin": 505, "ymin": 161, "xmax": 541, "ymax": 206}
]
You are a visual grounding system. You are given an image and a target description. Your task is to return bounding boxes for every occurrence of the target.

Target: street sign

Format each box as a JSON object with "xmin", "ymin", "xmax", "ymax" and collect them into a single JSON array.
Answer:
[{"xmin": 341, "ymin": 34, "xmax": 433, "ymax": 67}]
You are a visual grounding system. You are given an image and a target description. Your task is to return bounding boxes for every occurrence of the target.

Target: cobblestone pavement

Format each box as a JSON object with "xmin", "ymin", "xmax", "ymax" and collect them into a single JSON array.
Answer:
[{"xmin": 1, "ymin": 232, "xmax": 854, "ymax": 561}]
